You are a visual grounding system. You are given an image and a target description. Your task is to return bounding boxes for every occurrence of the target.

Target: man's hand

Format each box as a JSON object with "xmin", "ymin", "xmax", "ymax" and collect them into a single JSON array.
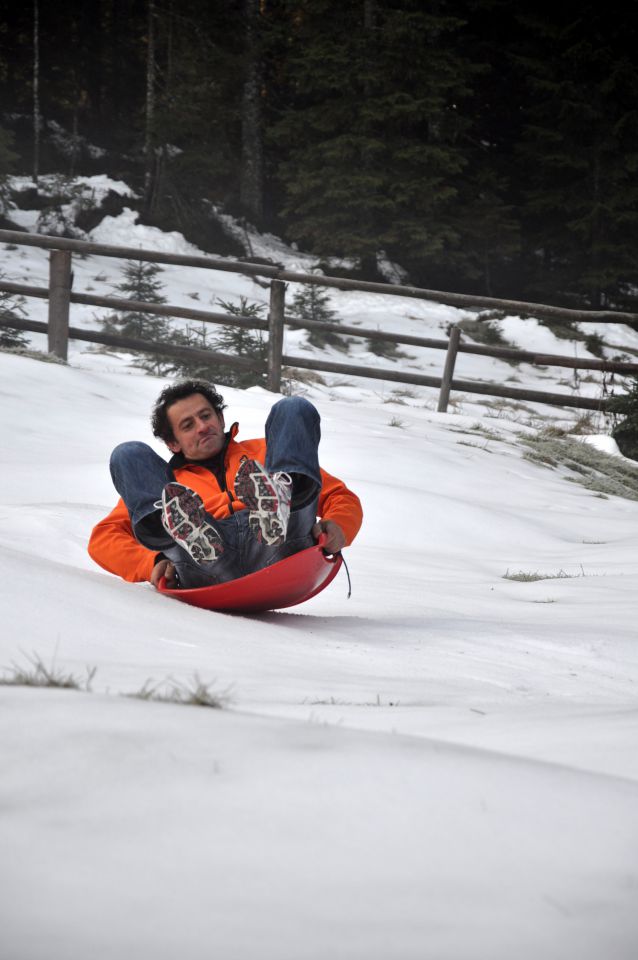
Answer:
[
  {"xmin": 151, "ymin": 558, "xmax": 178, "ymax": 589},
  {"xmin": 312, "ymin": 519, "xmax": 346, "ymax": 555}
]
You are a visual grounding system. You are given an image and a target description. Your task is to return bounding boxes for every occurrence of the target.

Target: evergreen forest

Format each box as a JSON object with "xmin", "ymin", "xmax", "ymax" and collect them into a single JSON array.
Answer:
[{"xmin": 1, "ymin": 1, "xmax": 637, "ymax": 310}]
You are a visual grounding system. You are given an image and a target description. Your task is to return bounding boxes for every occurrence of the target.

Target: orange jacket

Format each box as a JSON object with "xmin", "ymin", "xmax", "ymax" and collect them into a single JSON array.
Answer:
[{"xmin": 88, "ymin": 427, "xmax": 362, "ymax": 583}]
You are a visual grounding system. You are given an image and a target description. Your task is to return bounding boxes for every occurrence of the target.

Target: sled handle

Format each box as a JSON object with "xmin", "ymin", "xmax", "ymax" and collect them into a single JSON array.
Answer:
[{"xmin": 317, "ymin": 532, "xmax": 341, "ymax": 563}]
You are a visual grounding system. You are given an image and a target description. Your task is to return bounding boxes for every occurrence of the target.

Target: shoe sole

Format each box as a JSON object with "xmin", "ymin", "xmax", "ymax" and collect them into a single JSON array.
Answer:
[
  {"xmin": 235, "ymin": 460, "xmax": 289, "ymax": 546},
  {"xmin": 161, "ymin": 483, "xmax": 224, "ymax": 564}
]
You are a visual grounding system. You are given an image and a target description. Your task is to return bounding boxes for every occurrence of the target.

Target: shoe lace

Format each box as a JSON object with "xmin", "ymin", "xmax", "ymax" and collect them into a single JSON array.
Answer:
[{"xmin": 271, "ymin": 471, "xmax": 293, "ymax": 499}]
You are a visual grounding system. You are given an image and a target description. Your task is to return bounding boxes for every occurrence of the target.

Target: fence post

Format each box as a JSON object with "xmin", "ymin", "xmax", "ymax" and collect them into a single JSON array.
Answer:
[
  {"xmin": 437, "ymin": 324, "xmax": 461, "ymax": 413},
  {"xmin": 48, "ymin": 249, "xmax": 72, "ymax": 360},
  {"xmin": 267, "ymin": 279, "xmax": 285, "ymax": 392}
]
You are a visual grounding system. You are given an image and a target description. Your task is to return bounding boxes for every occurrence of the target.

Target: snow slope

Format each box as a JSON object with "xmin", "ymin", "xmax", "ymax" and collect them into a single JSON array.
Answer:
[
  {"xmin": 6, "ymin": 172, "xmax": 638, "ymax": 418},
  {"xmin": 2, "ymin": 186, "xmax": 638, "ymax": 957},
  {"xmin": 1, "ymin": 343, "xmax": 638, "ymax": 960}
]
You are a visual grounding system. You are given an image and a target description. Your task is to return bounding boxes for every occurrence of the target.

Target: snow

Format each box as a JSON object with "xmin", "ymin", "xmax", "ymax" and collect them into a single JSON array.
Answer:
[
  {"xmin": 90, "ymin": 206, "xmax": 203, "ymax": 255},
  {"xmin": 10, "ymin": 173, "xmax": 136, "ymax": 201},
  {"xmin": 1, "ymin": 194, "xmax": 638, "ymax": 959},
  {"xmin": 6, "ymin": 207, "xmax": 40, "ymax": 231},
  {"xmin": 579, "ymin": 434, "xmax": 625, "ymax": 457},
  {"xmin": 499, "ymin": 314, "xmax": 570, "ymax": 353}
]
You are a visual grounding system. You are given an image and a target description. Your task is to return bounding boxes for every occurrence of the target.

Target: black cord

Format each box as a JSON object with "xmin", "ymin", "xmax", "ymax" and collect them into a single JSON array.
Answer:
[{"xmin": 340, "ymin": 553, "xmax": 352, "ymax": 599}]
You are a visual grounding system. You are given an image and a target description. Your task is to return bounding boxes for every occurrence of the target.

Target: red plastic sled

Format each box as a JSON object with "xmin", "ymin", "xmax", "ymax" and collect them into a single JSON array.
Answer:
[{"xmin": 157, "ymin": 536, "xmax": 343, "ymax": 613}]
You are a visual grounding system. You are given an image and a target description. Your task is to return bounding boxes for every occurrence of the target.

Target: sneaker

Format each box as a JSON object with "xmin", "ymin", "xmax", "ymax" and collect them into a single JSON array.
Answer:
[
  {"xmin": 157, "ymin": 482, "xmax": 224, "ymax": 564},
  {"xmin": 235, "ymin": 459, "xmax": 292, "ymax": 546}
]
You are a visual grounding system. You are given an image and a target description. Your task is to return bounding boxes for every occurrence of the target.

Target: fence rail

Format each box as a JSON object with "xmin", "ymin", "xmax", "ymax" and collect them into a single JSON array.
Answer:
[
  {"xmin": 2, "ymin": 228, "xmax": 637, "ymax": 323},
  {"xmin": 1, "ymin": 227, "xmax": 637, "ymax": 413}
]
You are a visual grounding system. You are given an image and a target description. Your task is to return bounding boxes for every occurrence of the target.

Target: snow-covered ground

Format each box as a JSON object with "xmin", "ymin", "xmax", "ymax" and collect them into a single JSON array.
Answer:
[
  {"xmin": 1, "ymin": 182, "xmax": 638, "ymax": 959},
  {"xmin": 4, "ymin": 173, "xmax": 638, "ymax": 417}
]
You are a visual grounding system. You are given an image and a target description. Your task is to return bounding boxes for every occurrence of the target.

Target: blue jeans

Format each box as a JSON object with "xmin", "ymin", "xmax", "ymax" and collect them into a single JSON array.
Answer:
[{"xmin": 109, "ymin": 397, "xmax": 322, "ymax": 588}]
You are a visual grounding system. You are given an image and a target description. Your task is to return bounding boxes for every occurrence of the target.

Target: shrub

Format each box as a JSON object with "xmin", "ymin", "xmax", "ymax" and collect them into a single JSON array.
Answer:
[
  {"xmin": 608, "ymin": 376, "xmax": 638, "ymax": 461},
  {"xmin": 288, "ymin": 283, "xmax": 349, "ymax": 352},
  {"xmin": 0, "ymin": 281, "xmax": 29, "ymax": 349},
  {"xmin": 171, "ymin": 296, "xmax": 267, "ymax": 388}
]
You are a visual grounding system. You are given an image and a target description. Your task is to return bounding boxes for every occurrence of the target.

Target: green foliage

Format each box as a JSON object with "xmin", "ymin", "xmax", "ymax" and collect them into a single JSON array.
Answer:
[
  {"xmin": 101, "ymin": 260, "xmax": 175, "ymax": 374},
  {"xmin": 118, "ymin": 260, "xmax": 166, "ymax": 303},
  {"xmin": 169, "ymin": 321, "xmax": 220, "ymax": 382},
  {"xmin": 584, "ymin": 333, "xmax": 605, "ymax": 358},
  {"xmin": 512, "ymin": 9, "xmax": 638, "ymax": 308},
  {"xmin": 171, "ymin": 296, "xmax": 267, "ymax": 388},
  {"xmin": 0, "ymin": 124, "xmax": 17, "ymax": 212},
  {"xmin": 1, "ymin": 3, "xmax": 638, "ymax": 307},
  {"xmin": 0, "ymin": 326, "xmax": 29, "ymax": 350},
  {"xmin": 456, "ymin": 316, "xmax": 516, "ymax": 349},
  {"xmin": 537, "ymin": 317, "xmax": 587, "ymax": 342},
  {"xmin": 269, "ymin": 1, "xmax": 482, "ymax": 281},
  {"xmin": 288, "ymin": 283, "xmax": 347, "ymax": 351},
  {"xmin": 608, "ymin": 377, "xmax": 638, "ymax": 419},
  {"xmin": 608, "ymin": 377, "xmax": 638, "ymax": 461},
  {"xmin": 366, "ymin": 336, "xmax": 405, "ymax": 359},
  {"xmin": 144, "ymin": 1, "xmax": 245, "ymax": 218},
  {"xmin": 210, "ymin": 296, "xmax": 267, "ymax": 387},
  {"xmin": 0, "ymin": 282, "xmax": 29, "ymax": 349}
]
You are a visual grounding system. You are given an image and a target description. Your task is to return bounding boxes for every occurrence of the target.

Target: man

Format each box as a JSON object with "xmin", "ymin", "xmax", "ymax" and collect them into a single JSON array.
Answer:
[{"xmin": 88, "ymin": 379, "xmax": 362, "ymax": 590}]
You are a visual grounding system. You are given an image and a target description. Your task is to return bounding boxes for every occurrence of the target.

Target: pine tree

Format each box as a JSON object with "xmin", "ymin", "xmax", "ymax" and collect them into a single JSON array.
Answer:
[
  {"xmin": 0, "ymin": 126, "xmax": 18, "ymax": 214},
  {"xmin": 609, "ymin": 377, "xmax": 638, "ymax": 461},
  {"xmin": 0, "ymin": 285, "xmax": 29, "ymax": 349},
  {"xmin": 269, "ymin": 1, "xmax": 481, "ymax": 283},
  {"xmin": 438, "ymin": 0, "xmax": 523, "ymax": 296},
  {"xmin": 101, "ymin": 259, "xmax": 174, "ymax": 374},
  {"xmin": 240, "ymin": 0, "xmax": 264, "ymax": 224},
  {"xmin": 169, "ymin": 321, "xmax": 221, "ymax": 382},
  {"xmin": 170, "ymin": 296, "xmax": 267, "ymax": 388},
  {"xmin": 137, "ymin": 0, "xmax": 245, "ymax": 231},
  {"xmin": 102, "ymin": 259, "xmax": 169, "ymax": 340},
  {"xmin": 288, "ymin": 283, "xmax": 347, "ymax": 352},
  {"xmin": 512, "ymin": 6, "xmax": 638, "ymax": 308},
  {"xmin": 212, "ymin": 296, "xmax": 267, "ymax": 387},
  {"xmin": 33, "ymin": 0, "xmax": 40, "ymax": 183},
  {"xmin": 444, "ymin": 163, "xmax": 521, "ymax": 296}
]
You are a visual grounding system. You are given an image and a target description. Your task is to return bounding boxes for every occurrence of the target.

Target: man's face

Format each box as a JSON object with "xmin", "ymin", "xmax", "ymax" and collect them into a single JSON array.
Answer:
[{"xmin": 165, "ymin": 393, "xmax": 226, "ymax": 461}]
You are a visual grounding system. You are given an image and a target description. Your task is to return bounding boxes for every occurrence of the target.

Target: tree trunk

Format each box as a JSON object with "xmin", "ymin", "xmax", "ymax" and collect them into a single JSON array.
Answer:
[
  {"xmin": 97, "ymin": 0, "xmax": 114, "ymax": 130},
  {"xmin": 360, "ymin": 0, "xmax": 377, "ymax": 277},
  {"xmin": 165, "ymin": 0, "xmax": 174, "ymax": 90},
  {"xmin": 143, "ymin": 0, "xmax": 156, "ymax": 213},
  {"xmin": 240, "ymin": 0, "xmax": 264, "ymax": 224},
  {"xmin": 359, "ymin": 254, "xmax": 380, "ymax": 281},
  {"xmin": 70, "ymin": 107, "xmax": 79, "ymax": 178},
  {"xmin": 33, "ymin": 0, "xmax": 40, "ymax": 185},
  {"xmin": 364, "ymin": 0, "xmax": 376, "ymax": 30},
  {"xmin": 590, "ymin": 147, "xmax": 603, "ymax": 308}
]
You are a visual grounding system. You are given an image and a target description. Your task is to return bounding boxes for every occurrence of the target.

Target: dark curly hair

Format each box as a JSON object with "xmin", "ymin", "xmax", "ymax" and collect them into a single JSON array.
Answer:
[{"xmin": 151, "ymin": 379, "xmax": 226, "ymax": 443}]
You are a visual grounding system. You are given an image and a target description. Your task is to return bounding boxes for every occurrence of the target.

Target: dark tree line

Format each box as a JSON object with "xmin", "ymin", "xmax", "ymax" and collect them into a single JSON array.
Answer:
[{"xmin": 1, "ymin": 0, "xmax": 637, "ymax": 309}]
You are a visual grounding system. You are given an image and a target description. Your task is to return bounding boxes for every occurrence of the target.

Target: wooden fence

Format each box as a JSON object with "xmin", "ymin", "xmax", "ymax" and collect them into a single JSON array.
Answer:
[{"xmin": 1, "ymin": 227, "xmax": 638, "ymax": 414}]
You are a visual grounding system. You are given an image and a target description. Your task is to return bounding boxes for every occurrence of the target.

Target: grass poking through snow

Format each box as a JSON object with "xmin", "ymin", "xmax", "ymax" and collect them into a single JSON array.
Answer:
[
  {"xmin": 0, "ymin": 652, "xmax": 96, "ymax": 691},
  {"xmin": 521, "ymin": 435, "xmax": 638, "ymax": 501},
  {"xmin": 502, "ymin": 568, "xmax": 585, "ymax": 582},
  {"xmin": 125, "ymin": 675, "xmax": 231, "ymax": 709}
]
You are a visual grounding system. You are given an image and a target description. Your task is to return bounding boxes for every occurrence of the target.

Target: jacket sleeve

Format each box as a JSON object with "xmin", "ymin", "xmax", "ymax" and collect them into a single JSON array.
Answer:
[
  {"xmin": 317, "ymin": 468, "xmax": 363, "ymax": 546},
  {"xmin": 88, "ymin": 498, "xmax": 157, "ymax": 583}
]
